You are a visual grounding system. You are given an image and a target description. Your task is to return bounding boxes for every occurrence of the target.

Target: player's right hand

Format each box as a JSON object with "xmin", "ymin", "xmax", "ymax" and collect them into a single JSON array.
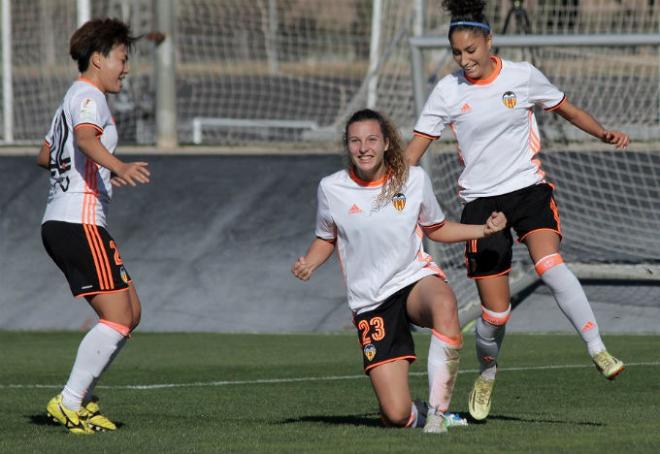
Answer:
[
  {"xmin": 117, "ymin": 162, "xmax": 150, "ymax": 186},
  {"xmin": 292, "ymin": 256, "xmax": 314, "ymax": 281},
  {"xmin": 602, "ymin": 130, "xmax": 629, "ymax": 149}
]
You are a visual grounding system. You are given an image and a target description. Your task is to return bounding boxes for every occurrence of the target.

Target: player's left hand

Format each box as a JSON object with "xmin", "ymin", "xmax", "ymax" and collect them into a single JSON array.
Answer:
[
  {"xmin": 111, "ymin": 174, "xmax": 129, "ymax": 187},
  {"xmin": 602, "ymin": 130, "xmax": 630, "ymax": 149},
  {"xmin": 484, "ymin": 211, "xmax": 507, "ymax": 236}
]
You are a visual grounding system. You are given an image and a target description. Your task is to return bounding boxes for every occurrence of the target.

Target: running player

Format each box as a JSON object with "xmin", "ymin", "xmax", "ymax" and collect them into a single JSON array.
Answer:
[
  {"xmin": 406, "ymin": 0, "xmax": 628, "ymax": 422},
  {"xmin": 36, "ymin": 18, "xmax": 150, "ymax": 434},
  {"xmin": 292, "ymin": 109, "xmax": 507, "ymax": 433}
]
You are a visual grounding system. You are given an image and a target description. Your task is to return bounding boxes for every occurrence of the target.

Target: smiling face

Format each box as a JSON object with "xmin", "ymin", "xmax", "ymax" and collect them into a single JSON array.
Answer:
[
  {"xmin": 450, "ymin": 29, "xmax": 494, "ymax": 81},
  {"xmin": 95, "ymin": 44, "xmax": 129, "ymax": 94},
  {"xmin": 346, "ymin": 119, "xmax": 389, "ymax": 182}
]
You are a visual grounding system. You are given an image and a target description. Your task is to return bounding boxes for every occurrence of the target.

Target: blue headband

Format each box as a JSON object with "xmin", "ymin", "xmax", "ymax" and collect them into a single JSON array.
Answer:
[{"xmin": 449, "ymin": 21, "xmax": 491, "ymax": 32}]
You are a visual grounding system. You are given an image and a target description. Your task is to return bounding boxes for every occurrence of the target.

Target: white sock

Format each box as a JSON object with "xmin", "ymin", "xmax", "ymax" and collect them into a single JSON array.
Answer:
[
  {"xmin": 83, "ymin": 337, "xmax": 128, "ymax": 404},
  {"xmin": 427, "ymin": 331, "xmax": 462, "ymax": 414},
  {"xmin": 475, "ymin": 307, "xmax": 508, "ymax": 381},
  {"xmin": 61, "ymin": 323, "xmax": 126, "ymax": 410},
  {"xmin": 539, "ymin": 262, "xmax": 606, "ymax": 356}
]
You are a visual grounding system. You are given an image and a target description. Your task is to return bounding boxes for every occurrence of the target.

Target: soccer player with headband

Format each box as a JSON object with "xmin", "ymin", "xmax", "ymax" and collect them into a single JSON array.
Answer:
[
  {"xmin": 406, "ymin": 0, "xmax": 628, "ymax": 422},
  {"xmin": 37, "ymin": 18, "xmax": 150, "ymax": 434},
  {"xmin": 292, "ymin": 109, "xmax": 507, "ymax": 433}
]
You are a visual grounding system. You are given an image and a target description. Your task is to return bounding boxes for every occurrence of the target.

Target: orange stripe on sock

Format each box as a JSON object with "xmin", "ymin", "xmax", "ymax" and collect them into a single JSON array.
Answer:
[
  {"xmin": 431, "ymin": 330, "xmax": 463, "ymax": 348},
  {"xmin": 481, "ymin": 306, "xmax": 511, "ymax": 326},
  {"xmin": 534, "ymin": 253, "xmax": 564, "ymax": 276},
  {"xmin": 99, "ymin": 319, "xmax": 131, "ymax": 337}
]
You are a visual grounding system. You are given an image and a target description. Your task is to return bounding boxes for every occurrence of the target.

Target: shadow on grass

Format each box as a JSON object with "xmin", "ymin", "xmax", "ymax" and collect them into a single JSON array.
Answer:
[
  {"xmin": 479, "ymin": 414, "xmax": 603, "ymax": 427},
  {"xmin": 280, "ymin": 414, "xmax": 382, "ymax": 428},
  {"xmin": 28, "ymin": 414, "xmax": 125, "ymax": 429}
]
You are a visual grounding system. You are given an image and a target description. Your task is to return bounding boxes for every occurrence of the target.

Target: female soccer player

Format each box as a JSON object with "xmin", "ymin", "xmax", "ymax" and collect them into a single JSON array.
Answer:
[
  {"xmin": 292, "ymin": 109, "xmax": 507, "ymax": 433},
  {"xmin": 37, "ymin": 18, "xmax": 150, "ymax": 434},
  {"xmin": 406, "ymin": 0, "xmax": 628, "ymax": 422}
]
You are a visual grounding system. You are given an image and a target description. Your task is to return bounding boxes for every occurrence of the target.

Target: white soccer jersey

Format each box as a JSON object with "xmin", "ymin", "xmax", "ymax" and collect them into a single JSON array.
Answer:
[
  {"xmin": 414, "ymin": 56, "xmax": 565, "ymax": 202},
  {"xmin": 315, "ymin": 166, "xmax": 447, "ymax": 314},
  {"xmin": 42, "ymin": 79, "xmax": 118, "ymax": 227}
]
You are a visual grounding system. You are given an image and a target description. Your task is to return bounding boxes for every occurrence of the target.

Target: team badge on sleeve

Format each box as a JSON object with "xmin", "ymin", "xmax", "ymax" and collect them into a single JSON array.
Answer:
[
  {"xmin": 502, "ymin": 91, "xmax": 517, "ymax": 109},
  {"xmin": 363, "ymin": 343, "xmax": 377, "ymax": 361},
  {"xmin": 392, "ymin": 193, "xmax": 406, "ymax": 211},
  {"xmin": 79, "ymin": 98, "xmax": 98, "ymax": 122}
]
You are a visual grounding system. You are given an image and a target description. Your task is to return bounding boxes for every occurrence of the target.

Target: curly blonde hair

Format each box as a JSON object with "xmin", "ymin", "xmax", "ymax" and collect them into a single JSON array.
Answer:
[{"xmin": 343, "ymin": 109, "xmax": 408, "ymax": 207}]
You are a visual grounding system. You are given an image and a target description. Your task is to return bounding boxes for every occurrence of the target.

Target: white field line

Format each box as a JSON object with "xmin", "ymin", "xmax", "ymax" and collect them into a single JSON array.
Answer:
[{"xmin": 2, "ymin": 361, "xmax": 659, "ymax": 390}]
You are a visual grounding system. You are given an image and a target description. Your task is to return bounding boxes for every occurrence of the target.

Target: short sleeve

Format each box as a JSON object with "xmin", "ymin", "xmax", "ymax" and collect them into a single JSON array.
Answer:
[
  {"xmin": 314, "ymin": 182, "xmax": 336, "ymax": 240},
  {"xmin": 527, "ymin": 63, "xmax": 565, "ymax": 111},
  {"xmin": 70, "ymin": 89, "xmax": 110, "ymax": 133},
  {"xmin": 417, "ymin": 169, "xmax": 446, "ymax": 227},
  {"xmin": 413, "ymin": 80, "xmax": 451, "ymax": 140}
]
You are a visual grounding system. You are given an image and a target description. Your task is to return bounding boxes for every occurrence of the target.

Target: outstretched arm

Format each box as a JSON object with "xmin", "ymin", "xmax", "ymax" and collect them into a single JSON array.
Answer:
[
  {"xmin": 405, "ymin": 135, "xmax": 434, "ymax": 165},
  {"xmin": 426, "ymin": 211, "xmax": 507, "ymax": 243},
  {"xmin": 554, "ymin": 100, "xmax": 629, "ymax": 149},
  {"xmin": 291, "ymin": 238, "xmax": 336, "ymax": 281}
]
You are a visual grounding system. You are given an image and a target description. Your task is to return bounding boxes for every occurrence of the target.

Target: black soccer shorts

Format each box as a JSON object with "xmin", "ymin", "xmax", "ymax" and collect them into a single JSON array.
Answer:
[
  {"xmin": 42, "ymin": 221, "xmax": 132, "ymax": 297},
  {"xmin": 460, "ymin": 183, "xmax": 562, "ymax": 279},
  {"xmin": 354, "ymin": 284, "xmax": 417, "ymax": 374}
]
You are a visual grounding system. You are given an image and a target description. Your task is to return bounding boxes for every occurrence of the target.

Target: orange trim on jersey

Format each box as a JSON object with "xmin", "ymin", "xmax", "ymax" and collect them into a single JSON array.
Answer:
[
  {"xmin": 421, "ymin": 220, "xmax": 446, "ymax": 235},
  {"xmin": 471, "ymin": 268, "xmax": 512, "ymax": 280},
  {"xmin": 316, "ymin": 236, "xmax": 337, "ymax": 245},
  {"xmin": 74, "ymin": 123, "xmax": 103, "ymax": 135},
  {"xmin": 78, "ymin": 76, "xmax": 103, "ymax": 92},
  {"xmin": 99, "ymin": 319, "xmax": 131, "ymax": 336},
  {"xmin": 412, "ymin": 130, "xmax": 439, "ymax": 141},
  {"xmin": 76, "ymin": 286, "xmax": 130, "ymax": 299},
  {"xmin": 465, "ymin": 56, "xmax": 502, "ymax": 85},
  {"xmin": 349, "ymin": 169, "xmax": 387, "ymax": 187},
  {"xmin": 534, "ymin": 253, "xmax": 564, "ymax": 276},
  {"xmin": 364, "ymin": 355, "xmax": 417, "ymax": 373},
  {"xmin": 431, "ymin": 330, "xmax": 463, "ymax": 348},
  {"xmin": 518, "ymin": 227, "xmax": 562, "ymax": 243},
  {"xmin": 544, "ymin": 95, "xmax": 568, "ymax": 112}
]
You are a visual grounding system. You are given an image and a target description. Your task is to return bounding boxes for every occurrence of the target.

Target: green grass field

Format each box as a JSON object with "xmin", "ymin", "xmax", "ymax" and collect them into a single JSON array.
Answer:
[{"xmin": 1, "ymin": 331, "xmax": 658, "ymax": 453}]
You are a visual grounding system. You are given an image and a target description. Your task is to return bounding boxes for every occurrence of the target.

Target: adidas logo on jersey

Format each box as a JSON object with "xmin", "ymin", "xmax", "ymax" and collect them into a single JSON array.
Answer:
[{"xmin": 348, "ymin": 204, "xmax": 363, "ymax": 214}]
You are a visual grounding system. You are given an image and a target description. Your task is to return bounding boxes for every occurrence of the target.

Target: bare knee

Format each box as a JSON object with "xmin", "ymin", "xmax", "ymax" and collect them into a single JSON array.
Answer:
[{"xmin": 381, "ymin": 402, "xmax": 413, "ymax": 428}]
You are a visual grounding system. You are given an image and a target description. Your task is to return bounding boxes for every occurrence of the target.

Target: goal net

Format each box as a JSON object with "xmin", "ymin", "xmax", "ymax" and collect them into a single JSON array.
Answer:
[{"xmin": 405, "ymin": 1, "xmax": 660, "ymax": 317}]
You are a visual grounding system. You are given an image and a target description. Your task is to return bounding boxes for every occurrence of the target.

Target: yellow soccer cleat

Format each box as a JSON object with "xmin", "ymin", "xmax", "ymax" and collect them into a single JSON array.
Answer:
[
  {"xmin": 468, "ymin": 376, "xmax": 495, "ymax": 421},
  {"xmin": 592, "ymin": 351, "xmax": 624, "ymax": 380},
  {"xmin": 84, "ymin": 400, "xmax": 118, "ymax": 431},
  {"xmin": 46, "ymin": 394, "xmax": 94, "ymax": 435}
]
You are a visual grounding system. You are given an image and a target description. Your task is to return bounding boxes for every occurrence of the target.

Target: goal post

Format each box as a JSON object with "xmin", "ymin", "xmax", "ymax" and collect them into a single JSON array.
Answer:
[{"xmin": 410, "ymin": 32, "xmax": 660, "ymax": 320}]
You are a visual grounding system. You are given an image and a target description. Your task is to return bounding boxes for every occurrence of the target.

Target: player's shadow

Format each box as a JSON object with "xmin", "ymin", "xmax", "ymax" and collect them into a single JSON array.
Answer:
[
  {"xmin": 28, "ymin": 414, "xmax": 125, "ymax": 429},
  {"xmin": 281, "ymin": 414, "xmax": 382, "ymax": 428},
  {"xmin": 480, "ymin": 414, "xmax": 603, "ymax": 427}
]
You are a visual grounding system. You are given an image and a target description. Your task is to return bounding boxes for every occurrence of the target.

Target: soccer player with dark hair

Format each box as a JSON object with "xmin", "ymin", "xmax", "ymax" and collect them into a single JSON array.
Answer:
[
  {"xmin": 37, "ymin": 18, "xmax": 150, "ymax": 434},
  {"xmin": 406, "ymin": 0, "xmax": 628, "ymax": 422}
]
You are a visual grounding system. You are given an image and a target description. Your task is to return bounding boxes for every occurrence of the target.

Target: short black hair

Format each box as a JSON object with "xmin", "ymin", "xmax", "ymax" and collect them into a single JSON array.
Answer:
[{"xmin": 69, "ymin": 18, "xmax": 137, "ymax": 72}]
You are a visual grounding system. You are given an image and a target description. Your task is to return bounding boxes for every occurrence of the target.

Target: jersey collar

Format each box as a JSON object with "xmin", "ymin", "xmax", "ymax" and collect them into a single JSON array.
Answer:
[
  {"xmin": 464, "ymin": 56, "xmax": 502, "ymax": 86},
  {"xmin": 78, "ymin": 76, "xmax": 104, "ymax": 93},
  {"xmin": 349, "ymin": 168, "xmax": 387, "ymax": 187}
]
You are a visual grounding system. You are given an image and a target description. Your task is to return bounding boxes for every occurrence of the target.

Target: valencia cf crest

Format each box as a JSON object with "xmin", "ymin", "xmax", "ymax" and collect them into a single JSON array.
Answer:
[
  {"xmin": 502, "ymin": 91, "xmax": 517, "ymax": 109},
  {"xmin": 120, "ymin": 266, "xmax": 129, "ymax": 284},
  {"xmin": 363, "ymin": 343, "xmax": 377, "ymax": 361},
  {"xmin": 392, "ymin": 193, "xmax": 406, "ymax": 211}
]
